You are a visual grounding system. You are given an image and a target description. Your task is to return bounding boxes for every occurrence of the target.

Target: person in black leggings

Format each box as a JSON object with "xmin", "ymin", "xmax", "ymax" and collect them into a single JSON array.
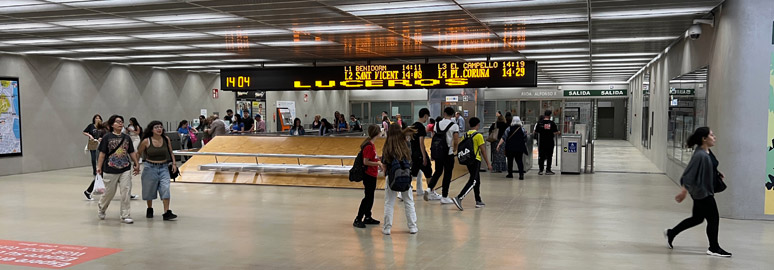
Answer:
[
  {"xmin": 665, "ymin": 127, "xmax": 731, "ymax": 257},
  {"xmin": 354, "ymin": 125, "xmax": 383, "ymax": 228}
]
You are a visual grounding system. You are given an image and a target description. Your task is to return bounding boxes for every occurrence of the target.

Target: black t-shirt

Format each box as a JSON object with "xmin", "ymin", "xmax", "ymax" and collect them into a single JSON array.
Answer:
[
  {"xmin": 83, "ymin": 124, "xmax": 106, "ymax": 139},
  {"xmin": 410, "ymin": 122, "xmax": 427, "ymax": 157},
  {"xmin": 98, "ymin": 133, "xmax": 135, "ymax": 174},
  {"xmin": 535, "ymin": 119, "xmax": 559, "ymax": 142},
  {"xmin": 243, "ymin": 118, "xmax": 255, "ymax": 131}
]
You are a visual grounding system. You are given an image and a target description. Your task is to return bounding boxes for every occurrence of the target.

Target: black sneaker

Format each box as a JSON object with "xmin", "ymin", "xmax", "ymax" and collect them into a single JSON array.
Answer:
[
  {"xmin": 363, "ymin": 217, "xmax": 381, "ymax": 225},
  {"xmin": 519, "ymin": 175, "xmax": 524, "ymax": 180},
  {"xmin": 706, "ymin": 247, "xmax": 732, "ymax": 257},
  {"xmin": 505, "ymin": 174, "xmax": 513, "ymax": 178},
  {"xmin": 353, "ymin": 219, "xmax": 366, "ymax": 228},
  {"xmin": 146, "ymin": 208, "xmax": 154, "ymax": 218},
  {"xmin": 545, "ymin": 171, "xmax": 556, "ymax": 175},
  {"xmin": 130, "ymin": 194, "xmax": 139, "ymax": 200},
  {"xmin": 162, "ymin": 210, "xmax": 178, "ymax": 220},
  {"xmin": 538, "ymin": 171, "xmax": 544, "ymax": 175},
  {"xmin": 452, "ymin": 197, "xmax": 463, "ymax": 211},
  {"xmin": 664, "ymin": 229, "xmax": 674, "ymax": 249},
  {"xmin": 83, "ymin": 191, "xmax": 93, "ymax": 201}
]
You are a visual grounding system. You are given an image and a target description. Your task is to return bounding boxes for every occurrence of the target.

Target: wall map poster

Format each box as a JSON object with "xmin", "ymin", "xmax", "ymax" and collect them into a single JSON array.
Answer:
[
  {"xmin": 766, "ymin": 52, "xmax": 774, "ymax": 215},
  {"xmin": 0, "ymin": 78, "xmax": 21, "ymax": 156}
]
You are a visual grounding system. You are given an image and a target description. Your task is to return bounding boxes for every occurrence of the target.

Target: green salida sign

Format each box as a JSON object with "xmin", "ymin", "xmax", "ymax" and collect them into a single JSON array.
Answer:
[{"xmin": 564, "ymin": 90, "xmax": 626, "ymax": 97}]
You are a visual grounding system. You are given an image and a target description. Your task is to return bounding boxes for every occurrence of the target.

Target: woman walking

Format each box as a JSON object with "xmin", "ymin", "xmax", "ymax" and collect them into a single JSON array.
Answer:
[
  {"xmin": 353, "ymin": 125, "xmax": 383, "ymax": 228},
  {"xmin": 126, "ymin": 117, "xmax": 143, "ymax": 155},
  {"xmin": 381, "ymin": 123, "xmax": 418, "ymax": 235},
  {"xmin": 497, "ymin": 117, "xmax": 528, "ymax": 180},
  {"xmin": 83, "ymin": 114, "xmax": 106, "ymax": 200},
  {"xmin": 96, "ymin": 115, "xmax": 140, "ymax": 224},
  {"xmin": 665, "ymin": 127, "xmax": 731, "ymax": 257},
  {"xmin": 489, "ymin": 115, "xmax": 508, "ymax": 173},
  {"xmin": 137, "ymin": 121, "xmax": 178, "ymax": 221}
]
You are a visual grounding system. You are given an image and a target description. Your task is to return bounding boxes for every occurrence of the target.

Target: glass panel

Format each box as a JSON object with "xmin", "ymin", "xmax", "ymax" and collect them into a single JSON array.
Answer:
[
  {"xmin": 392, "ymin": 102, "xmax": 413, "ymax": 123},
  {"xmin": 413, "ymin": 102, "xmax": 427, "ymax": 124},
  {"xmin": 682, "ymin": 115, "xmax": 694, "ymax": 164},
  {"xmin": 371, "ymin": 102, "xmax": 390, "ymax": 124},
  {"xmin": 668, "ymin": 66, "xmax": 708, "ymax": 165},
  {"xmin": 350, "ymin": 103, "xmax": 362, "ymax": 122},
  {"xmin": 521, "ymin": 101, "xmax": 540, "ymax": 128}
]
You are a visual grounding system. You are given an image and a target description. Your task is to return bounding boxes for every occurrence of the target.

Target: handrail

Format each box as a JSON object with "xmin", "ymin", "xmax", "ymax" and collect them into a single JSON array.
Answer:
[{"xmin": 172, "ymin": 151, "xmax": 355, "ymax": 160}]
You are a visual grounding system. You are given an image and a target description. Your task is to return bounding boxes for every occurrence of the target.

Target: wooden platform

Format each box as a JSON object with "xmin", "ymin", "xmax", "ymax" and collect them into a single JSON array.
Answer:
[{"xmin": 177, "ymin": 135, "xmax": 469, "ymax": 189}]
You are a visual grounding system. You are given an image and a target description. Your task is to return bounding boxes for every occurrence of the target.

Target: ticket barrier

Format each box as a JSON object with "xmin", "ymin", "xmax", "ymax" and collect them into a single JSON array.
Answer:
[{"xmin": 560, "ymin": 134, "xmax": 582, "ymax": 174}]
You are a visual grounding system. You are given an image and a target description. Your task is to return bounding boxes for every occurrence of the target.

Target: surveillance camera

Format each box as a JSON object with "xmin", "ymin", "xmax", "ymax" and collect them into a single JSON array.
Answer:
[{"xmin": 687, "ymin": 24, "xmax": 701, "ymax": 40}]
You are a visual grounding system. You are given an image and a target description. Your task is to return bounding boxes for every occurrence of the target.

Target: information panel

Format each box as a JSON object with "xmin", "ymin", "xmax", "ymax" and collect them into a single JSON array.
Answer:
[
  {"xmin": 221, "ymin": 61, "xmax": 537, "ymax": 91},
  {"xmin": 0, "ymin": 77, "xmax": 21, "ymax": 156}
]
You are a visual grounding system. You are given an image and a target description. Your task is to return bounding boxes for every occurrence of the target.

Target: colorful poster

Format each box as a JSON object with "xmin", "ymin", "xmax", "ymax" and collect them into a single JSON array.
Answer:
[
  {"xmin": 0, "ymin": 78, "xmax": 21, "ymax": 156},
  {"xmin": 766, "ymin": 52, "xmax": 774, "ymax": 215}
]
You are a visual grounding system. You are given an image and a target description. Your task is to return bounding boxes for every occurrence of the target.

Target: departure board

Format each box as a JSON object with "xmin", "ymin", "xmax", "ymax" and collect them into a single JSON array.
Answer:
[{"xmin": 221, "ymin": 61, "xmax": 537, "ymax": 90}]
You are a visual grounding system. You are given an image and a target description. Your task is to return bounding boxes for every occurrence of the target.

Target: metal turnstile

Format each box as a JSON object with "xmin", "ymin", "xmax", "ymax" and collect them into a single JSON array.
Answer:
[{"xmin": 561, "ymin": 134, "xmax": 582, "ymax": 174}]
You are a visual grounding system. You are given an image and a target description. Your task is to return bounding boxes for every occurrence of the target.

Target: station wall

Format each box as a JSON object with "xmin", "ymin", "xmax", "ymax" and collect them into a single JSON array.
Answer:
[
  {"xmin": 0, "ymin": 53, "xmax": 233, "ymax": 177},
  {"xmin": 628, "ymin": 0, "xmax": 774, "ymax": 220}
]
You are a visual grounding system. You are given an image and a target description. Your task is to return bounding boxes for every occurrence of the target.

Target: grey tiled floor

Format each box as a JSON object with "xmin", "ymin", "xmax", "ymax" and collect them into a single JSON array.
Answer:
[{"xmin": 0, "ymin": 140, "xmax": 771, "ymax": 269}]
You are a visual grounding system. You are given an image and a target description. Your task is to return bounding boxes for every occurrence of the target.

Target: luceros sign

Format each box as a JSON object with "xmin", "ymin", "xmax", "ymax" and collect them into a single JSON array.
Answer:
[{"xmin": 564, "ymin": 90, "xmax": 626, "ymax": 97}]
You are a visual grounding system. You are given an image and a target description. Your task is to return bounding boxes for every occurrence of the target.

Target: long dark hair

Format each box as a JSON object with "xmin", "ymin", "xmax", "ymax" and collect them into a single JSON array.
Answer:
[
  {"xmin": 293, "ymin": 118, "xmax": 302, "ymax": 128},
  {"xmin": 687, "ymin": 127, "xmax": 711, "ymax": 148},
  {"xmin": 361, "ymin": 124, "xmax": 381, "ymax": 148},
  {"xmin": 177, "ymin": 120, "xmax": 188, "ymax": 129},
  {"xmin": 92, "ymin": 114, "xmax": 102, "ymax": 125},
  {"xmin": 382, "ymin": 123, "xmax": 413, "ymax": 164},
  {"xmin": 106, "ymin": 115, "xmax": 123, "ymax": 132},
  {"xmin": 142, "ymin": 121, "xmax": 168, "ymax": 141},
  {"xmin": 129, "ymin": 117, "xmax": 142, "ymax": 134},
  {"xmin": 321, "ymin": 118, "xmax": 333, "ymax": 129}
]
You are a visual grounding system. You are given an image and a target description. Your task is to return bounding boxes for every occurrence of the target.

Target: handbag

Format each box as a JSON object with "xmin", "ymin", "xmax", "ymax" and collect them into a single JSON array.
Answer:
[
  {"xmin": 166, "ymin": 138, "xmax": 180, "ymax": 180},
  {"xmin": 188, "ymin": 128, "xmax": 198, "ymax": 145},
  {"xmin": 714, "ymin": 173, "xmax": 727, "ymax": 193},
  {"xmin": 486, "ymin": 123, "xmax": 499, "ymax": 143},
  {"xmin": 87, "ymin": 138, "xmax": 99, "ymax": 151}
]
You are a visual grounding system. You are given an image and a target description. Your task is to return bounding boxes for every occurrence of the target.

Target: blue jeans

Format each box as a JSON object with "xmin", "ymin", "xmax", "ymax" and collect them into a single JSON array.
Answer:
[{"xmin": 141, "ymin": 162, "xmax": 171, "ymax": 200}]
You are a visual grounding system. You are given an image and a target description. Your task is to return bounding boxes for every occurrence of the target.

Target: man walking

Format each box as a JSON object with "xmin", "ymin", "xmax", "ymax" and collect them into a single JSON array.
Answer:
[{"xmin": 425, "ymin": 107, "xmax": 459, "ymax": 204}]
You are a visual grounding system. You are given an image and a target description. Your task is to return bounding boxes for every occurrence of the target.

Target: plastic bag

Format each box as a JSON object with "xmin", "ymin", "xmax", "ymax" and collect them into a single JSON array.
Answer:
[{"xmin": 93, "ymin": 174, "xmax": 106, "ymax": 195}]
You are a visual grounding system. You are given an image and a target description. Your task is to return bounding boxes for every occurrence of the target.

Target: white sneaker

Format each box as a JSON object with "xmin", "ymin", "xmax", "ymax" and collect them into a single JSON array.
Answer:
[
  {"xmin": 382, "ymin": 227, "xmax": 391, "ymax": 235},
  {"xmin": 427, "ymin": 191, "xmax": 442, "ymax": 201},
  {"xmin": 440, "ymin": 197, "xmax": 453, "ymax": 204},
  {"xmin": 121, "ymin": 218, "xmax": 134, "ymax": 224},
  {"xmin": 98, "ymin": 211, "xmax": 106, "ymax": 220},
  {"xmin": 397, "ymin": 192, "xmax": 403, "ymax": 201},
  {"xmin": 409, "ymin": 227, "xmax": 418, "ymax": 234}
]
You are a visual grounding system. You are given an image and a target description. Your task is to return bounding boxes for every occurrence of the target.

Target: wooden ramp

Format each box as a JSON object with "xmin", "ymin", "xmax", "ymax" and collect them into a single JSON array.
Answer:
[{"xmin": 177, "ymin": 135, "xmax": 469, "ymax": 189}]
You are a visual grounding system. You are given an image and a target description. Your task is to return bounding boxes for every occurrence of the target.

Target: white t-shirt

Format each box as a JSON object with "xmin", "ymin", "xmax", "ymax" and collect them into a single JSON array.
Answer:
[{"xmin": 437, "ymin": 118, "xmax": 459, "ymax": 155}]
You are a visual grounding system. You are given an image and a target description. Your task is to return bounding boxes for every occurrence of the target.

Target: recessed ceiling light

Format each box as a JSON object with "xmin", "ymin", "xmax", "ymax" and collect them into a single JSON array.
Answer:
[
  {"xmin": 125, "ymin": 54, "xmax": 179, "ymax": 59},
  {"xmin": 593, "ymin": 7, "xmax": 715, "ymax": 20},
  {"xmin": 210, "ymin": 64, "xmax": 253, "ymax": 68},
  {"xmin": 463, "ymin": 56, "xmax": 526, "ymax": 61},
  {"xmin": 592, "ymin": 58, "xmax": 652, "ymax": 63},
  {"xmin": 516, "ymin": 39, "xmax": 587, "ymax": 46},
  {"xmin": 0, "ymin": 22, "xmax": 61, "ymax": 32},
  {"xmin": 592, "ymin": 36, "xmax": 678, "ymax": 43},
  {"xmin": 21, "ymin": 50, "xmax": 74, "ymax": 55},
  {"xmin": 528, "ymin": 54, "xmax": 588, "ymax": 60},
  {"xmin": 222, "ymin": 58, "xmax": 272, "ymax": 63},
  {"xmin": 179, "ymin": 52, "xmax": 236, "ymax": 57},
  {"xmin": 501, "ymin": 28, "xmax": 588, "ymax": 37},
  {"xmin": 482, "ymin": 14, "xmax": 587, "ymax": 25},
  {"xmin": 51, "ymin": 18, "xmax": 149, "ymax": 29},
  {"xmin": 291, "ymin": 25, "xmax": 384, "ymax": 34},
  {"xmin": 168, "ymin": 65, "xmax": 210, "ymax": 69},
  {"xmin": 63, "ymin": 36, "xmax": 135, "ymax": 42},
  {"xmin": 80, "ymin": 56, "xmax": 130, "ymax": 61},
  {"xmin": 130, "ymin": 45, "xmax": 194, "ymax": 51},
  {"xmin": 59, "ymin": 0, "xmax": 171, "ymax": 8},
  {"xmin": 459, "ymin": 0, "xmax": 583, "ymax": 9},
  {"xmin": 536, "ymin": 59, "xmax": 589, "ymax": 64},
  {"xmin": 336, "ymin": 0, "xmax": 461, "ymax": 16},
  {"xmin": 262, "ymin": 63, "xmax": 305, "ymax": 67},
  {"xmin": 433, "ymin": 42, "xmax": 504, "ymax": 50},
  {"xmin": 593, "ymin": 52, "xmax": 659, "ymax": 57},
  {"xmin": 206, "ymin": 29, "xmax": 291, "ymax": 36},
  {"xmin": 73, "ymin": 48, "xmax": 131, "ymax": 53},
  {"xmin": 418, "ymin": 32, "xmax": 495, "ymax": 42},
  {"xmin": 137, "ymin": 13, "xmax": 244, "ymax": 25},
  {"xmin": 132, "ymin": 32, "xmax": 210, "ymax": 40},
  {"xmin": 128, "ymin": 61, "xmax": 175, "ymax": 65},
  {"xmin": 593, "ymin": 63, "xmax": 647, "ymax": 67},
  {"xmin": 259, "ymin": 40, "xmax": 338, "ymax": 46},
  {"xmin": 191, "ymin": 43, "xmax": 252, "ymax": 49},
  {"xmin": 519, "ymin": 48, "xmax": 588, "ymax": 54},
  {"xmin": 4, "ymin": 39, "xmax": 66, "ymax": 45},
  {"xmin": 173, "ymin": 60, "xmax": 224, "ymax": 64}
]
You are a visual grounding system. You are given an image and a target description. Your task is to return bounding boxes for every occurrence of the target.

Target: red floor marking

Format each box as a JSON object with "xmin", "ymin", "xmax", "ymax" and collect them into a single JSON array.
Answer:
[{"xmin": 0, "ymin": 240, "xmax": 121, "ymax": 269}]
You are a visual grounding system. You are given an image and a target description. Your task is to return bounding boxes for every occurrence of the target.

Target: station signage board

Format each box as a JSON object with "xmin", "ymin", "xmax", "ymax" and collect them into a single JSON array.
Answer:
[
  {"xmin": 221, "ymin": 61, "xmax": 538, "ymax": 91},
  {"xmin": 563, "ymin": 90, "xmax": 627, "ymax": 97},
  {"xmin": 235, "ymin": 90, "xmax": 266, "ymax": 100},
  {"xmin": 669, "ymin": 88, "xmax": 695, "ymax": 95}
]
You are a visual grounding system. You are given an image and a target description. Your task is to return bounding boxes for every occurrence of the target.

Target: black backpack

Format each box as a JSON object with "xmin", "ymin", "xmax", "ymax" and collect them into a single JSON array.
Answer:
[
  {"xmin": 430, "ymin": 122, "xmax": 454, "ymax": 160},
  {"xmin": 388, "ymin": 159, "xmax": 412, "ymax": 192},
  {"xmin": 348, "ymin": 144, "xmax": 367, "ymax": 182},
  {"xmin": 457, "ymin": 132, "xmax": 480, "ymax": 165}
]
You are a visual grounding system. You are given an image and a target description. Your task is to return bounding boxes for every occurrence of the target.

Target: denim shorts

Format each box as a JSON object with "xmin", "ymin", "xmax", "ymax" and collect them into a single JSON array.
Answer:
[{"xmin": 141, "ymin": 162, "xmax": 171, "ymax": 200}]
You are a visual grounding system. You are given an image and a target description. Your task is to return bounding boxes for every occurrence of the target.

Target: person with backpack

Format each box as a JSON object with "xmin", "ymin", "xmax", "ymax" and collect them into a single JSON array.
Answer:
[
  {"xmin": 451, "ymin": 117, "xmax": 491, "ymax": 211},
  {"xmin": 353, "ymin": 125, "xmax": 383, "ymax": 228},
  {"xmin": 424, "ymin": 107, "xmax": 460, "ymax": 204},
  {"xmin": 409, "ymin": 108, "xmax": 433, "ymax": 197},
  {"xmin": 382, "ymin": 123, "xmax": 418, "ymax": 235},
  {"xmin": 497, "ymin": 116, "xmax": 529, "ymax": 180}
]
